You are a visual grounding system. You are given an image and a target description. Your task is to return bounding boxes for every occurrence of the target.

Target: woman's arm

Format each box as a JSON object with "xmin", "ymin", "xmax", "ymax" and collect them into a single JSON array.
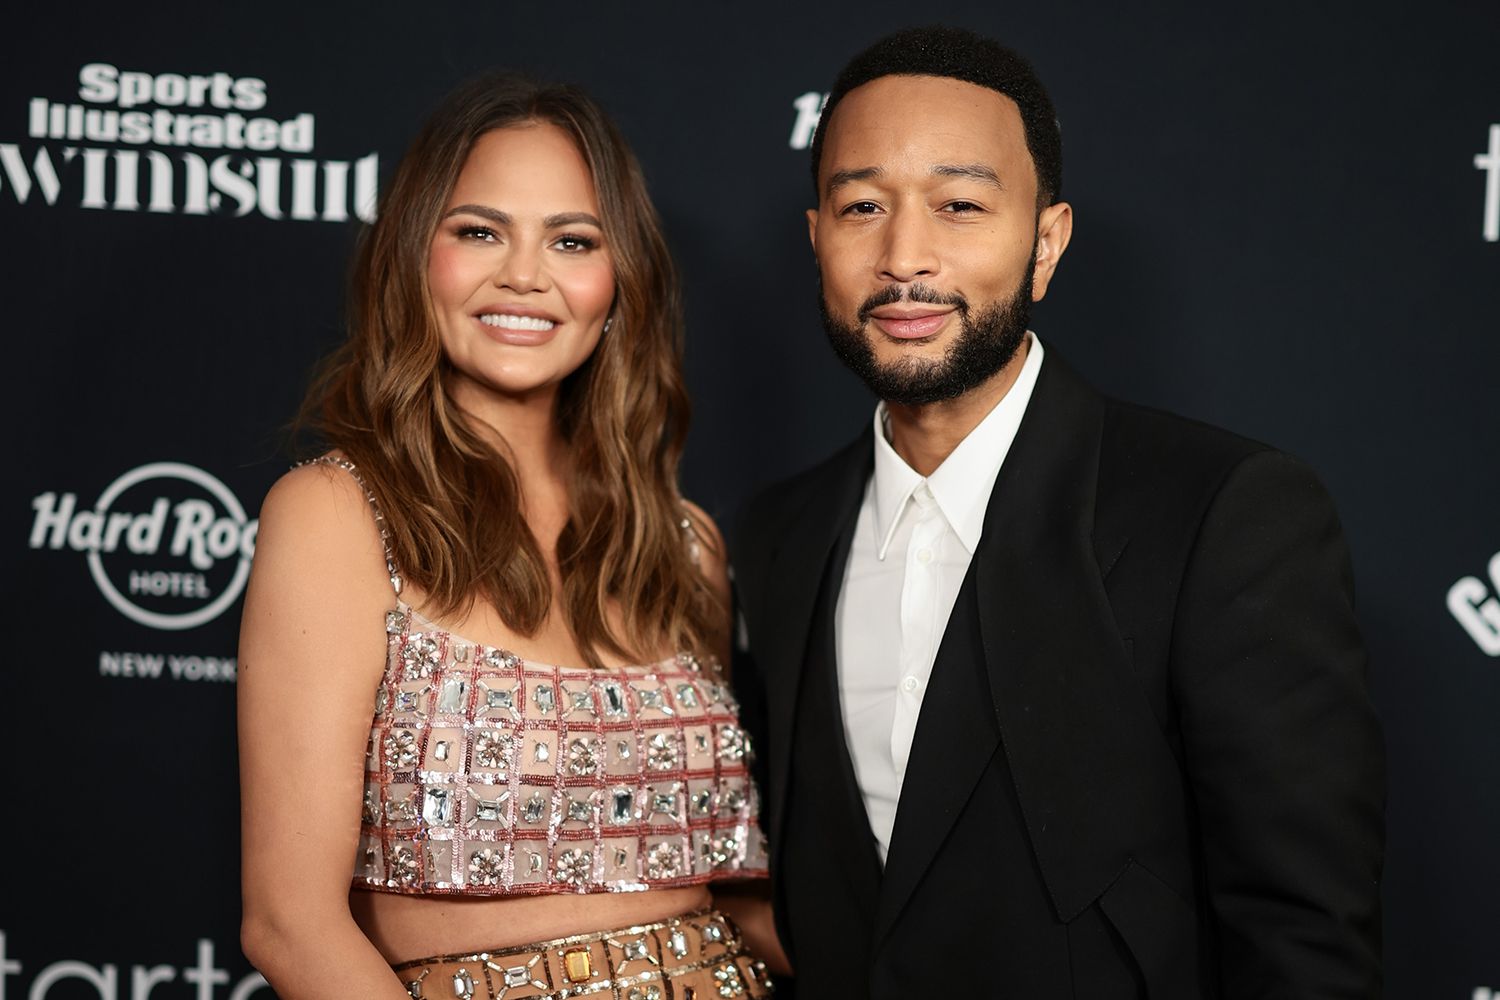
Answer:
[
  {"xmin": 682, "ymin": 500, "xmax": 793, "ymax": 978},
  {"xmin": 237, "ymin": 463, "xmax": 412, "ymax": 999}
]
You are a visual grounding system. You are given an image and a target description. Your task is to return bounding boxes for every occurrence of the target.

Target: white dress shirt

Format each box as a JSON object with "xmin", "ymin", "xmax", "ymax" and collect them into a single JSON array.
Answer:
[{"xmin": 834, "ymin": 333, "xmax": 1045, "ymax": 863}]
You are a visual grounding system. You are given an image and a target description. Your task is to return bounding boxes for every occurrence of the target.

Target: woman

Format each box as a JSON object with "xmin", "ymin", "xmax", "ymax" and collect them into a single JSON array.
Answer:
[{"xmin": 238, "ymin": 73, "xmax": 781, "ymax": 999}]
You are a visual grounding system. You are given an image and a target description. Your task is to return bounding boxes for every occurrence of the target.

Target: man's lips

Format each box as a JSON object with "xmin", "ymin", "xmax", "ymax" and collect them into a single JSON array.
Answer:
[{"xmin": 867, "ymin": 307, "xmax": 955, "ymax": 340}]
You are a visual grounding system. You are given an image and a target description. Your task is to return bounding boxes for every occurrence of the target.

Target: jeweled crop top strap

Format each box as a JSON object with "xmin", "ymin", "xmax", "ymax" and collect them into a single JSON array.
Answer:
[{"xmin": 296, "ymin": 454, "xmax": 404, "ymax": 596}]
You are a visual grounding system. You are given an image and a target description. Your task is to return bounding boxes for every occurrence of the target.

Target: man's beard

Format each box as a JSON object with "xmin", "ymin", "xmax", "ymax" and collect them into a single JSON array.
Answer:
[{"xmin": 818, "ymin": 267, "xmax": 1033, "ymax": 407}]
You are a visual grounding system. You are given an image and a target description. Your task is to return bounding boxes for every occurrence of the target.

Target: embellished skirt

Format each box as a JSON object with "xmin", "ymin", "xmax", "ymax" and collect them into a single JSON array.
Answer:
[{"xmin": 392, "ymin": 908, "xmax": 773, "ymax": 999}]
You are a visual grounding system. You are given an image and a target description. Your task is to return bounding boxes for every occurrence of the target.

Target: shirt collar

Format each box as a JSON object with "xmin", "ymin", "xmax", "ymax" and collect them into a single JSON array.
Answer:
[{"xmin": 870, "ymin": 332, "xmax": 1046, "ymax": 559}]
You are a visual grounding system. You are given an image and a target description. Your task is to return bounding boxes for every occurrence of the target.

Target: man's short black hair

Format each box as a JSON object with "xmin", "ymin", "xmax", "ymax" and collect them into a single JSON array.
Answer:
[{"xmin": 809, "ymin": 25, "xmax": 1063, "ymax": 208}]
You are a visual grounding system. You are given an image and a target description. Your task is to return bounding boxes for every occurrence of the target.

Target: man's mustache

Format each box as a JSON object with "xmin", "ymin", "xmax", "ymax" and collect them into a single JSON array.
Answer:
[{"xmin": 856, "ymin": 283, "xmax": 970, "ymax": 325}]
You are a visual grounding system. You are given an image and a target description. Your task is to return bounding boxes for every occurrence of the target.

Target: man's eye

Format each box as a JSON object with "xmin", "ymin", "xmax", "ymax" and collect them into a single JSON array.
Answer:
[
  {"xmin": 944, "ymin": 201, "xmax": 983, "ymax": 213},
  {"xmin": 840, "ymin": 201, "xmax": 881, "ymax": 216}
]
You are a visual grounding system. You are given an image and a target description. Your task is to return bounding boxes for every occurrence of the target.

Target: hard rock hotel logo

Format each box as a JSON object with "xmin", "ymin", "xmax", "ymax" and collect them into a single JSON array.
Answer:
[
  {"xmin": 28, "ymin": 462, "xmax": 258, "ymax": 631},
  {"xmin": 0, "ymin": 62, "xmax": 377, "ymax": 221}
]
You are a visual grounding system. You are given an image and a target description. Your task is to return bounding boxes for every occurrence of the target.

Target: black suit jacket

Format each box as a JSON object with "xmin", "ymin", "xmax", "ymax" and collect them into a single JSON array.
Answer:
[{"xmin": 731, "ymin": 353, "xmax": 1385, "ymax": 998}]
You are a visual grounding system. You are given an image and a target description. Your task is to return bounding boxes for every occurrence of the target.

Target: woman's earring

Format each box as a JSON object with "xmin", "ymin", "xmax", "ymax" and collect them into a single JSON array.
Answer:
[{"xmin": 602, "ymin": 316, "xmax": 614, "ymax": 334}]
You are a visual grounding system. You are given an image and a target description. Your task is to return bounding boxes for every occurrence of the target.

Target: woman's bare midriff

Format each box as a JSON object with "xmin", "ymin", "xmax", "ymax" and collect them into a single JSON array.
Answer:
[{"xmin": 350, "ymin": 885, "xmax": 715, "ymax": 965}]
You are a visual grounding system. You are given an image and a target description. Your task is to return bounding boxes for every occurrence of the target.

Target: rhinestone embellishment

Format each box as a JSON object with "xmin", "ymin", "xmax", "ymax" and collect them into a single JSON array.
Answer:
[
  {"xmin": 364, "ymin": 579, "xmax": 769, "ymax": 897},
  {"xmin": 646, "ymin": 842, "xmax": 683, "ymax": 879},
  {"xmin": 480, "ymin": 648, "xmax": 520, "ymax": 670},
  {"xmin": 609, "ymin": 787, "xmax": 636, "ymax": 825},
  {"xmin": 478, "ymin": 680, "xmax": 517, "ymax": 717},
  {"xmin": 468, "ymin": 848, "xmax": 504, "ymax": 886},
  {"xmin": 400, "ymin": 634, "xmax": 441, "ymax": 679},
  {"xmin": 390, "ymin": 845, "xmax": 421, "ymax": 886},
  {"xmin": 533, "ymin": 682, "xmax": 556, "ymax": 715},
  {"xmin": 567, "ymin": 793, "xmax": 594, "ymax": 823},
  {"xmin": 473, "ymin": 730, "xmax": 511, "ymax": 769},
  {"xmin": 646, "ymin": 732, "xmax": 679, "ymax": 771},
  {"xmin": 555, "ymin": 848, "xmax": 592, "ymax": 885},
  {"xmin": 627, "ymin": 987, "xmax": 662, "ymax": 1000},
  {"xmin": 716, "ymin": 724, "xmax": 748, "ymax": 762},
  {"xmin": 521, "ymin": 792, "xmax": 547, "ymax": 825},
  {"xmin": 567, "ymin": 737, "xmax": 603, "ymax": 776},
  {"xmin": 383, "ymin": 730, "xmax": 418, "ymax": 768},
  {"xmin": 600, "ymin": 681, "xmax": 629, "ymax": 718},
  {"xmin": 451, "ymin": 968, "xmax": 475, "ymax": 1000},
  {"xmin": 633, "ymin": 685, "xmax": 673, "ymax": 715},
  {"xmin": 713, "ymin": 963, "xmax": 744, "ymax": 997},
  {"xmin": 436, "ymin": 677, "xmax": 467, "ymax": 714}
]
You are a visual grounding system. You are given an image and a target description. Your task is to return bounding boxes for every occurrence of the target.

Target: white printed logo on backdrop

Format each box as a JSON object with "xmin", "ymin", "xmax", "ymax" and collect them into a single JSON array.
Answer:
[
  {"xmin": 29, "ymin": 462, "xmax": 257, "ymax": 634},
  {"xmin": 1476, "ymin": 124, "xmax": 1500, "ymax": 242},
  {"xmin": 789, "ymin": 92, "xmax": 827, "ymax": 150},
  {"xmin": 1448, "ymin": 549, "xmax": 1500, "ymax": 656},
  {"xmin": 0, "ymin": 62, "xmax": 377, "ymax": 221}
]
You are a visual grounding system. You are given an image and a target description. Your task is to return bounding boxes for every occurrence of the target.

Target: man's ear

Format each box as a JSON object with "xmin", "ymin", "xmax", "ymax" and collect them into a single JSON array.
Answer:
[
  {"xmin": 806, "ymin": 207, "xmax": 819, "ymax": 251},
  {"xmin": 1031, "ymin": 201, "xmax": 1073, "ymax": 302}
]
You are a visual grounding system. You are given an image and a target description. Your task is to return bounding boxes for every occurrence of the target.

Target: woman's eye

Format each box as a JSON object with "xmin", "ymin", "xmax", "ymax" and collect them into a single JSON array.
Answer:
[
  {"xmin": 554, "ymin": 234, "xmax": 599, "ymax": 253},
  {"xmin": 457, "ymin": 225, "xmax": 497, "ymax": 241}
]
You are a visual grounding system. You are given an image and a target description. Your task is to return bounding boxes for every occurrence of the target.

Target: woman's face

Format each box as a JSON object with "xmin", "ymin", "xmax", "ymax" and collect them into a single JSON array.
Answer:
[{"xmin": 428, "ymin": 123, "xmax": 615, "ymax": 406}]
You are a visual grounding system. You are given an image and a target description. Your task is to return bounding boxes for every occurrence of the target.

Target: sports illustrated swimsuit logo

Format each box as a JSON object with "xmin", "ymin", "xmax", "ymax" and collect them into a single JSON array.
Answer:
[
  {"xmin": 1476, "ymin": 124, "xmax": 1500, "ymax": 241},
  {"xmin": 1448, "ymin": 549, "xmax": 1500, "ymax": 656},
  {"xmin": 28, "ymin": 462, "xmax": 258, "ymax": 631},
  {"xmin": 789, "ymin": 91, "xmax": 827, "ymax": 150},
  {"xmin": 0, "ymin": 62, "xmax": 378, "ymax": 221}
]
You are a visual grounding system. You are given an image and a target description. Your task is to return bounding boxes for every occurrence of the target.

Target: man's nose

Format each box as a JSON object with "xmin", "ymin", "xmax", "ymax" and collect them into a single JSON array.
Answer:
[{"xmin": 876, "ymin": 207, "xmax": 939, "ymax": 283}]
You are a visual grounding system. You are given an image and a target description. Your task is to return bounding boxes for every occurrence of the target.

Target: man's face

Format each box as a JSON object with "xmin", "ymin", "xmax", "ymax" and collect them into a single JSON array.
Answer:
[{"xmin": 809, "ymin": 74, "xmax": 1070, "ymax": 405}]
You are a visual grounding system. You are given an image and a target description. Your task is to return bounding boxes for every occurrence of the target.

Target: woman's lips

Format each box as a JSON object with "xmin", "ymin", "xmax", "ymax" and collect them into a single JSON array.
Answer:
[{"xmin": 869, "ymin": 310, "xmax": 954, "ymax": 340}]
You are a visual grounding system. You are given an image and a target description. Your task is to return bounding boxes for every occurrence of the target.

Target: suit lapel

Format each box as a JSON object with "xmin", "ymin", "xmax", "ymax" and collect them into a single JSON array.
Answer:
[
  {"xmin": 876, "ymin": 355, "xmax": 1170, "ymax": 932},
  {"xmin": 756, "ymin": 432, "xmax": 872, "ymax": 865},
  {"xmin": 875, "ymin": 564, "xmax": 999, "ymax": 941}
]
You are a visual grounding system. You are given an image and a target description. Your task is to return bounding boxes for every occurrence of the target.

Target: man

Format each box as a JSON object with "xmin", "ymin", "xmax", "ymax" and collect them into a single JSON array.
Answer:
[{"xmin": 730, "ymin": 26, "xmax": 1385, "ymax": 998}]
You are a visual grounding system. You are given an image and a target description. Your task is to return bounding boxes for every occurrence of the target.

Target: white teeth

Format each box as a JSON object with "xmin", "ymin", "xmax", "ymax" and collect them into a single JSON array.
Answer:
[{"xmin": 479, "ymin": 313, "xmax": 555, "ymax": 331}]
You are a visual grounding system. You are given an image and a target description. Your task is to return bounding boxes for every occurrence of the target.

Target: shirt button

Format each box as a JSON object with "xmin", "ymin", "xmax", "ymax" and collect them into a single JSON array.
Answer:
[
  {"xmin": 901, "ymin": 676, "xmax": 918, "ymax": 693},
  {"xmin": 916, "ymin": 548, "xmax": 933, "ymax": 564}
]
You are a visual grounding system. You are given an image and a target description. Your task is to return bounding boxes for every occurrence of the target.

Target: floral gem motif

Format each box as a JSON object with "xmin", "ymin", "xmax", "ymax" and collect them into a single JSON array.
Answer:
[
  {"xmin": 646, "ymin": 732, "xmax": 679, "ymax": 771},
  {"xmin": 468, "ymin": 847, "xmax": 505, "ymax": 886},
  {"xmin": 480, "ymin": 648, "xmax": 521, "ymax": 671},
  {"xmin": 701, "ymin": 836, "xmax": 739, "ymax": 869},
  {"xmin": 473, "ymin": 730, "xmax": 512, "ymax": 770},
  {"xmin": 383, "ymin": 729, "xmax": 419, "ymax": 769},
  {"xmin": 400, "ymin": 633, "xmax": 442, "ymax": 679},
  {"xmin": 554, "ymin": 847, "xmax": 593, "ymax": 886},
  {"xmin": 716, "ymin": 724, "xmax": 749, "ymax": 762},
  {"xmin": 645, "ymin": 841, "xmax": 684, "ymax": 880},
  {"xmin": 389, "ymin": 845, "xmax": 422, "ymax": 886},
  {"xmin": 714, "ymin": 963, "xmax": 745, "ymax": 997},
  {"xmin": 567, "ymin": 737, "xmax": 603, "ymax": 777}
]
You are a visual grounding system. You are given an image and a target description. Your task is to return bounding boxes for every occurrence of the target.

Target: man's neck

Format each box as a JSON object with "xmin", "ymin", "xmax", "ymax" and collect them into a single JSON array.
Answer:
[{"xmin": 884, "ymin": 336, "xmax": 1031, "ymax": 477}]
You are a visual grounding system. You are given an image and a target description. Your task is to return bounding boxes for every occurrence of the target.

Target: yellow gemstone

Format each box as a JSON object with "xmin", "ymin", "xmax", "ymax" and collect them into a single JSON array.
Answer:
[{"xmin": 563, "ymin": 948, "xmax": 593, "ymax": 982}]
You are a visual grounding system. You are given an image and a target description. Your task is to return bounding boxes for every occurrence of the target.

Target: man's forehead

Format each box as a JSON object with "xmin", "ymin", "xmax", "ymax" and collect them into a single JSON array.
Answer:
[{"xmin": 820, "ymin": 74, "xmax": 1027, "ymax": 179}]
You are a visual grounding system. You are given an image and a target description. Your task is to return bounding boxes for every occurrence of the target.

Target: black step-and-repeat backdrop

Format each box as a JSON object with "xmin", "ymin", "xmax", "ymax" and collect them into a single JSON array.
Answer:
[{"xmin": 4, "ymin": 2, "xmax": 1496, "ymax": 996}]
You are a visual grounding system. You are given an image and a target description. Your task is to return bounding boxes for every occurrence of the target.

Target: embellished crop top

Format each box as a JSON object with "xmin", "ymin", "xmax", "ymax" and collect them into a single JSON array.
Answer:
[{"xmin": 312, "ymin": 457, "xmax": 770, "ymax": 896}]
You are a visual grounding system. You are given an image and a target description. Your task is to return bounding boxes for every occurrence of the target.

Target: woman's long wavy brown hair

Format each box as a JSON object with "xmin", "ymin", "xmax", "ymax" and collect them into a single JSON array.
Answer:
[{"xmin": 301, "ymin": 72, "xmax": 720, "ymax": 668}]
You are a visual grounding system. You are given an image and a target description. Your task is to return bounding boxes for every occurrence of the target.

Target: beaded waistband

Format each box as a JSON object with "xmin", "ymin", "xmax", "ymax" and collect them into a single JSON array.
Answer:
[{"xmin": 392, "ymin": 908, "xmax": 773, "ymax": 999}]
